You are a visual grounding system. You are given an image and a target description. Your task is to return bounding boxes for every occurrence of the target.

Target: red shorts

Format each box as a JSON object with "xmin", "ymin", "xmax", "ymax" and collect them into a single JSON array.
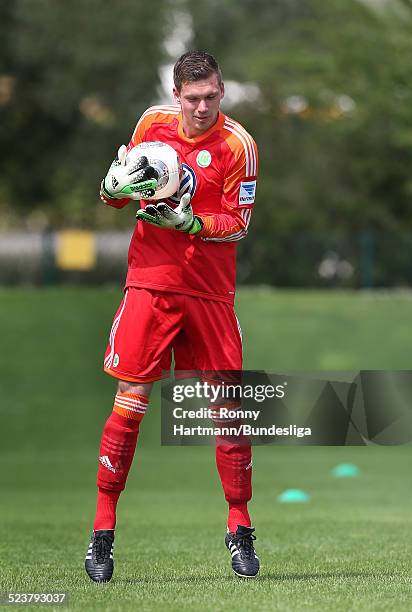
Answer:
[{"xmin": 103, "ymin": 288, "xmax": 243, "ymax": 383}]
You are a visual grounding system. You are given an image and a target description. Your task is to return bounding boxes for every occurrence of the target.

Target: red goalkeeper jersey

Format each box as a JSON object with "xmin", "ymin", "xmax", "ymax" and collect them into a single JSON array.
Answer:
[{"xmin": 100, "ymin": 105, "xmax": 258, "ymax": 305}]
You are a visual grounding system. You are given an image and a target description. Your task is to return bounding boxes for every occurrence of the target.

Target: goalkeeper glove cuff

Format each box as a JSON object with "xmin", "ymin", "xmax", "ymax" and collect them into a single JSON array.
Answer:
[
  {"xmin": 135, "ymin": 194, "xmax": 203, "ymax": 234},
  {"xmin": 185, "ymin": 215, "xmax": 203, "ymax": 235}
]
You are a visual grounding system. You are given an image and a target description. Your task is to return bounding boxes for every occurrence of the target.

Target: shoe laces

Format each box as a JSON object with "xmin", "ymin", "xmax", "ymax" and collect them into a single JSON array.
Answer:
[
  {"xmin": 94, "ymin": 534, "xmax": 112, "ymax": 564},
  {"xmin": 233, "ymin": 529, "xmax": 256, "ymax": 560}
]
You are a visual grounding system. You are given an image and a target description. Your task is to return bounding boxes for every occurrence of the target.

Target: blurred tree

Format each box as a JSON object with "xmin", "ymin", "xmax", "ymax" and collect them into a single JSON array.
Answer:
[
  {"xmin": 188, "ymin": 0, "xmax": 412, "ymax": 285},
  {"xmin": 2, "ymin": 0, "xmax": 412, "ymax": 286},
  {"xmin": 0, "ymin": 0, "xmax": 167, "ymax": 227}
]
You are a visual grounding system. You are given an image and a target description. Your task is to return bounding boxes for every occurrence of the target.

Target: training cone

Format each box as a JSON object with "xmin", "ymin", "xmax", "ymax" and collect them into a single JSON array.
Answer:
[
  {"xmin": 277, "ymin": 489, "xmax": 310, "ymax": 503},
  {"xmin": 332, "ymin": 463, "xmax": 360, "ymax": 478}
]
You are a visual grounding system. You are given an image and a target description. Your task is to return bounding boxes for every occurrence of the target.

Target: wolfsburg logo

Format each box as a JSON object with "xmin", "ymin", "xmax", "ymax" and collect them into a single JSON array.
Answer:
[
  {"xmin": 239, "ymin": 180, "xmax": 256, "ymax": 205},
  {"xmin": 196, "ymin": 150, "xmax": 212, "ymax": 168}
]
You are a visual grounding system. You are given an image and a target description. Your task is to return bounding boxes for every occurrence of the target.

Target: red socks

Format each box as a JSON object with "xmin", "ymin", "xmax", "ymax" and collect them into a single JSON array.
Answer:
[
  {"xmin": 94, "ymin": 394, "xmax": 253, "ymax": 533},
  {"xmin": 228, "ymin": 503, "xmax": 251, "ymax": 533},
  {"xmin": 215, "ymin": 442, "xmax": 252, "ymax": 531},
  {"xmin": 94, "ymin": 392, "xmax": 148, "ymax": 531},
  {"xmin": 93, "ymin": 489, "xmax": 121, "ymax": 531},
  {"xmin": 212, "ymin": 402, "xmax": 253, "ymax": 532}
]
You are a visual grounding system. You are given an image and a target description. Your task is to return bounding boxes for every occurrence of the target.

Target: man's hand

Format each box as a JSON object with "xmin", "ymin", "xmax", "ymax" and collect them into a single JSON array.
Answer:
[
  {"xmin": 136, "ymin": 194, "xmax": 203, "ymax": 234},
  {"xmin": 101, "ymin": 145, "xmax": 159, "ymax": 200}
]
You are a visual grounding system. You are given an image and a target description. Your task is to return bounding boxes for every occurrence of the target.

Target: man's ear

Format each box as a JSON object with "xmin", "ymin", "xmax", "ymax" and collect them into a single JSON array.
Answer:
[
  {"xmin": 220, "ymin": 81, "xmax": 225, "ymax": 100},
  {"xmin": 173, "ymin": 87, "xmax": 180, "ymax": 103}
]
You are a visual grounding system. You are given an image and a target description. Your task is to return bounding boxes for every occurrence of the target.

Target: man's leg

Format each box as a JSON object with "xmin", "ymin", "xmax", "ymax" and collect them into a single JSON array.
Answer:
[
  {"xmin": 215, "ymin": 428, "xmax": 252, "ymax": 533},
  {"xmin": 94, "ymin": 380, "xmax": 153, "ymax": 530},
  {"xmin": 175, "ymin": 297, "xmax": 259, "ymax": 577},
  {"xmin": 85, "ymin": 381, "xmax": 152, "ymax": 583},
  {"xmin": 213, "ymin": 402, "xmax": 259, "ymax": 578},
  {"xmin": 85, "ymin": 288, "xmax": 184, "ymax": 582},
  {"xmin": 176, "ymin": 299, "xmax": 251, "ymax": 530}
]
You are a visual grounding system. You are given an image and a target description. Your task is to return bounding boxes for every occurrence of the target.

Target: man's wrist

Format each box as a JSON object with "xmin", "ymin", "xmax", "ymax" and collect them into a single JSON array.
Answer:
[
  {"xmin": 187, "ymin": 216, "xmax": 204, "ymax": 235},
  {"xmin": 100, "ymin": 180, "xmax": 116, "ymax": 200}
]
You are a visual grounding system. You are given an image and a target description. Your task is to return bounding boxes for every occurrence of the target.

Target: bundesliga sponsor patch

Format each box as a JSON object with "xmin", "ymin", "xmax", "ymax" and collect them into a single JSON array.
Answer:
[{"xmin": 239, "ymin": 180, "xmax": 256, "ymax": 206}]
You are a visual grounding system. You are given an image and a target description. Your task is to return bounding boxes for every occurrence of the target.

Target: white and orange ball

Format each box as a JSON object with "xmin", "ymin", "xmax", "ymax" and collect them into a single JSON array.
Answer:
[{"xmin": 126, "ymin": 141, "xmax": 181, "ymax": 200}]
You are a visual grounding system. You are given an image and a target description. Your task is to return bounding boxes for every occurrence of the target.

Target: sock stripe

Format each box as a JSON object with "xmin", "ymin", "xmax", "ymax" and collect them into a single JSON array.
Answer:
[
  {"xmin": 115, "ymin": 392, "xmax": 149, "ymax": 406},
  {"xmin": 114, "ymin": 398, "xmax": 146, "ymax": 413},
  {"xmin": 113, "ymin": 392, "xmax": 149, "ymax": 422},
  {"xmin": 115, "ymin": 397, "xmax": 147, "ymax": 408},
  {"xmin": 113, "ymin": 405, "xmax": 145, "ymax": 421}
]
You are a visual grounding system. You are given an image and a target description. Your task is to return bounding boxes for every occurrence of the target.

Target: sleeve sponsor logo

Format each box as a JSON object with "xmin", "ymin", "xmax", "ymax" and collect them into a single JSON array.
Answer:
[{"xmin": 239, "ymin": 180, "xmax": 256, "ymax": 206}]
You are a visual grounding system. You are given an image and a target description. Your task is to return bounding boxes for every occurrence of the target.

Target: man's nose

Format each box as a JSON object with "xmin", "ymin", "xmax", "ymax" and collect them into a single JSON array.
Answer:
[{"xmin": 198, "ymin": 99, "xmax": 208, "ymax": 113}]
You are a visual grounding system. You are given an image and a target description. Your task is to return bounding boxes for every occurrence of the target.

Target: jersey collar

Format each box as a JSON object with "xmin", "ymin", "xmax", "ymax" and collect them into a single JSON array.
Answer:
[{"xmin": 177, "ymin": 111, "xmax": 225, "ymax": 143}]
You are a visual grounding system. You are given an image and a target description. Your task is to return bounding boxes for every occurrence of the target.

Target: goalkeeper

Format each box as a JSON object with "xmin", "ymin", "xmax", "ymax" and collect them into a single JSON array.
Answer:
[{"xmin": 85, "ymin": 51, "xmax": 259, "ymax": 582}]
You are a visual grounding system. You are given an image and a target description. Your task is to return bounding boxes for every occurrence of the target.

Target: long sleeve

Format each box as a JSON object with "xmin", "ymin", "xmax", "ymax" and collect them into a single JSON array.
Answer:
[
  {"xmin": 99, "ymin": 188, "xmax": 130, "ymax": 209},
  {"xmin": 198, "ymin": 130, "xmax": 258, "ymax": 242}
]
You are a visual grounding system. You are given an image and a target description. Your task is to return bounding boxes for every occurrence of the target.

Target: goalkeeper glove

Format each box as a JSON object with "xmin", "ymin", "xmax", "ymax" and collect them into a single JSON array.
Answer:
[
  {"xmin": 101, "ymin": 144, "xmax": 158, "ymax": 200},
  {"xmin": 136, "ymin": 193, "xmax": 203, "ymax": 234}
]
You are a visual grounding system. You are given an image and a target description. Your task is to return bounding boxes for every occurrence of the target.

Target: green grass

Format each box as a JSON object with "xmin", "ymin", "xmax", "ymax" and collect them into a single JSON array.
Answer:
[{"xmin": 1, "ymin": 287, "xmax": 411, "ymax": 611}]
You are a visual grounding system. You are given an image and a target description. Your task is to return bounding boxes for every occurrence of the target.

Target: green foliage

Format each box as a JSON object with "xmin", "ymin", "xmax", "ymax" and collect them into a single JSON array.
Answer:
[
  {"xmin": 0, "ymin": 0, "xmax": 168, "ymax": 227},
  {"xmin": 188, "ymin": 0, "xmax": 412, "ymax": 284},
  {"xmin": 2, "ymin": 1, "xmax": 412, "ymax": 285}
]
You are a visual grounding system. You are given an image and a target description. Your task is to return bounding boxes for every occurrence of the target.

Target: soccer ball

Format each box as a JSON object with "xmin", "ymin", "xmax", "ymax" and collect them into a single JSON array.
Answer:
[{"xmin": 126, "ymin": 141, "xmax": 181, "ymax": 200}]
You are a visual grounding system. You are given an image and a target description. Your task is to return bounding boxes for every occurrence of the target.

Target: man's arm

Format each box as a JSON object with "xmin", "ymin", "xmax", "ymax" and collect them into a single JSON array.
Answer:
[
  {"xmin": 198, "ymin": 136, "xmax": 257, "ymax": 241},
  {"xmin": 100, "ymin": 190, "xmax": 130, "ymax": 209},
  {"xmin": 197, "ymin": 207, "xmax": 252, "ymax": 242},
  {"xmin": 136, "ymin": 131, "xmax": 258, "ymax": 237},
  {"xmin": 136, "ymin": 183, "xmax": 254, "ymax": 239},
  {"xmin": 100, "ymin": 106, "xmax": 180, "ymax": 210}
]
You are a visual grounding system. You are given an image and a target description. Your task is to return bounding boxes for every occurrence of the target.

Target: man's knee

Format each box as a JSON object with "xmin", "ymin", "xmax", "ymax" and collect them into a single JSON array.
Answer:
[
  {"xmin": 111, "ymin": 380, "xmax": 153, "ymax": 422},
  {"xmin": 117, "ymin": 380, "xmax": 153, "ymax": 398}
]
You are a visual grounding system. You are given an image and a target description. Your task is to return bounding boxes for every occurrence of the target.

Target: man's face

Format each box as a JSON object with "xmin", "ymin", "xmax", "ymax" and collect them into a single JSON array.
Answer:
[{"xmin": 174, "ymin": 74, "xmax": 224, "ymax": 138}]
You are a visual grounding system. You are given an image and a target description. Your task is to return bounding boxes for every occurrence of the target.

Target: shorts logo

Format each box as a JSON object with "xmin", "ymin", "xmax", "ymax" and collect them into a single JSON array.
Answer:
[
  {"xmin": 196, "ymin": 150, "xmax": 212, "ymax": 168},
  {"xmin": 113, "ymin": 354, "xmax": 119, "ymax": 367},
  {"xmin": 239, "ymin": 180, "xmax": 256, "ymax": 206}
]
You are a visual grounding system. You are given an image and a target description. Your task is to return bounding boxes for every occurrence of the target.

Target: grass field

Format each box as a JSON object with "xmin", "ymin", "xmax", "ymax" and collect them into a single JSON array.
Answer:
[{"xmin": 1, "ymin": 287, "xmax": 411, "ymax": 611}]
